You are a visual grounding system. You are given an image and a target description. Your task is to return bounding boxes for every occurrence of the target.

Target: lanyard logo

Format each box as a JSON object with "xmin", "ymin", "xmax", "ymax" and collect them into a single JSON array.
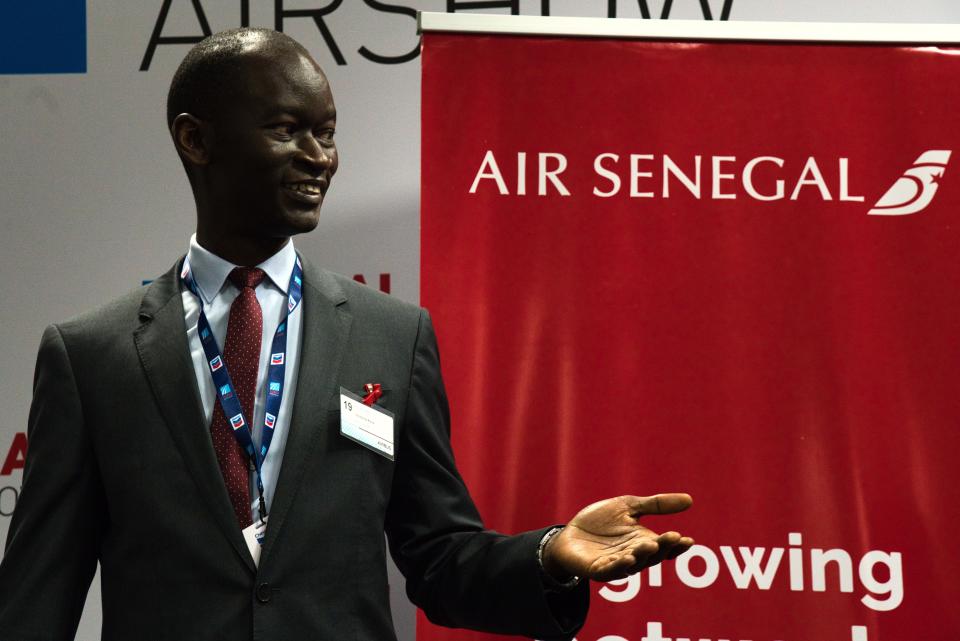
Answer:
[{"xmin": 181, "ymin": 253, "xmax": 303, "ymax": 524}]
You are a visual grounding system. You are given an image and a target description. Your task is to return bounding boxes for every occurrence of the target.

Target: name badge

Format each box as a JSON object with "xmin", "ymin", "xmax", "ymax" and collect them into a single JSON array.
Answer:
[
  {"xmin": 339, "ymin": 387, "xmax": 395, "ymax": 460},
  {"xmin": 242, "ymin": 516, "xmax": 268, "ymax": 567}
]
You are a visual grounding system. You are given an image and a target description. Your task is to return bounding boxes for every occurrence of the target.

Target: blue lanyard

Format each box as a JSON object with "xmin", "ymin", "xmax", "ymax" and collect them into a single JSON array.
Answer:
[{"xmin": 180, "ymin": 255, "xmax": 304, "ymax": 523}]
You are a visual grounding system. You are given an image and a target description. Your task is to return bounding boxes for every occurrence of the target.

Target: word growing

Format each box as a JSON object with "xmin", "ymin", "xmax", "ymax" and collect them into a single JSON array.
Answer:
[{"xmin": 599, "ymin": 532, "xmax": 902, "ymax": 612}]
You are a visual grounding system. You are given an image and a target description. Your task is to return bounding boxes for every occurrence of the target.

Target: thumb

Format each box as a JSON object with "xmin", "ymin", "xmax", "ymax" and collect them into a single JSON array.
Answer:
[{"xmin": 625, "ymin": 493, "xmax": 693, "ymax": 517}]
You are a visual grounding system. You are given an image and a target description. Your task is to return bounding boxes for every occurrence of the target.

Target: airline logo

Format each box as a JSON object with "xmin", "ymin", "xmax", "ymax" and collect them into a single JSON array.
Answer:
[
  {"xmin": 868, "ymin": 150, "xmax": 951, "ymax": 216},
  {"xmin": 209, "ymin": 356, "xmax": 223, "ymax": 372},
  {"xmin": 229, "ymin": 414, "xmax": 245, "ymax": 430},
  {"xmin": 219, "ymin": 383, "xmax": 233, "ymax": 399},
  {"xmin": 264, "ymin": 413, "xmax": 276, "ymax": 429},
  {"xmin": 294, "ymin": 275, "xmax": 302, "ymax": 286},
  {"xmin": 271, "ymin": 353, "xmax": 284, "ymax": 366},
  {"xmin": 277, "ymin": 322, "xmax": 286, "ymax": 335},
  {"xmin": 269, "ymin": 381, "xmax": 282, "ymax": 396},
  {"xmin": 473, "ymin": 148, "xmax": 952, "ymax": 217},
  {"xmin": 200, "ymin": 327, "xmax": 211, "ymax": 340}
]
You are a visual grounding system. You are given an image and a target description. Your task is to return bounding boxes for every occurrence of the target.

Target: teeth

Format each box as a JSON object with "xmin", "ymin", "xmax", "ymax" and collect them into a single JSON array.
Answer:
[{"xmin": 287, "ymin": 183, "xmax": 321, "ymax": 195}]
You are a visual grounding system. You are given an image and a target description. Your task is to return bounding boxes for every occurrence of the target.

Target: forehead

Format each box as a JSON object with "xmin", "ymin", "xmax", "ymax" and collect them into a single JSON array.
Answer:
[{"xmin": 227, "ymin": 49, "xmax": 335, "ymax": 120}]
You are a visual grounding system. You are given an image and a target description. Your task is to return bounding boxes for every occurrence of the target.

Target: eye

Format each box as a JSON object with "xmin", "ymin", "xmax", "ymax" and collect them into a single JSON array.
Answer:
[
  {"xmin": 315, "ymin": 128, "xmax": 336, "ymax": 147},
  {"xmin": 269, "ymin": 122, "xmax": 297, "ymax": 139}
]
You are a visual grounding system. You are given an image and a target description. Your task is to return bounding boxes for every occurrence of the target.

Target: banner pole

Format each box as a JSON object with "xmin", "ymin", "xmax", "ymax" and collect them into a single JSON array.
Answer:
[{"xmin": 418, "ymin": 11, "xmax": 960, "ymax": 44}]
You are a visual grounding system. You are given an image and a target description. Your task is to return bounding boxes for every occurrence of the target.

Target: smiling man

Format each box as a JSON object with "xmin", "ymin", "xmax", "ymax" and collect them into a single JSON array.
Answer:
[
  {"xmin": 0, "ymin": 29, "xmax": 693, "ymax": 641},
  {"xmin": 168, "ymin": 31, "xmax": 338, "ymax": 266}
]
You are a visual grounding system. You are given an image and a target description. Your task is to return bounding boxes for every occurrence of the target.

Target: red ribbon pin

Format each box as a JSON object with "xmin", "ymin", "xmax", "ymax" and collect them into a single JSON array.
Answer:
[{"xmin": 362, "ymin": 383, "xmax": 382, "ymax": 406}]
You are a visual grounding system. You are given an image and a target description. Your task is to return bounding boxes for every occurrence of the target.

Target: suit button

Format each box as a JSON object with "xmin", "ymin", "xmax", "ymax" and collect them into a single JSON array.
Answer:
[{"xmin": 256, "ymin": 582, "xmax": 272, "ymax": 603}]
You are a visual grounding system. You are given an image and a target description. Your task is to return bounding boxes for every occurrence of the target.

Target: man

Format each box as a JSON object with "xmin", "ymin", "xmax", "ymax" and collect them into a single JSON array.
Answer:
[{"xmin": 0, "ymin": 29, "xmax": 693, "ymax": 640}]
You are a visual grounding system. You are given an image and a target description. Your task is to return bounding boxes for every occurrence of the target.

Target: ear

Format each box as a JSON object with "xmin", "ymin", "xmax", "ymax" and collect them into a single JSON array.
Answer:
[{"xmin": 171, "ymin": 113, "xmax": 212, "ymax": 166}]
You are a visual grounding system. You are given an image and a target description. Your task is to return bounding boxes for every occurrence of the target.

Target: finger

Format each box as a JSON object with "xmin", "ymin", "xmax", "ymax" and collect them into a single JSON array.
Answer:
[
  {"xmin": 666, "ymin": 537, "xmax": 695, "ymax": 560},
  {"xmin": 615, "ymin": 539, "xmax": 659, "ymax": 575},
  {"xmin": 591, "ymin": 541, "xmax": 657, "ymax": 581},
  {"xmin": 625, "ymin": 539, "xmax": 660, "ymax": 571},
  {"xmin": 625, "ymin": 493, "xmax": 693, "ymax": 517},
  {"xmin": 592, "ymin": 553, "xmax": 638, "ymax": 582},
  {"xmin": 657, "ymin": 531, "xmax": 682, "ymax": 545},
  {"xmin": 640, "ymin": 531, "xmax": 682, "ymax": 568}
]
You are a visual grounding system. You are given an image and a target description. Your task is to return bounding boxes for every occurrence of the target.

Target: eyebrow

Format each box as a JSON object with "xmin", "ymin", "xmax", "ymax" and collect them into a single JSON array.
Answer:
[{"xmin": 261, "ymin": 106, "xmax": 337, "ymax": 121}]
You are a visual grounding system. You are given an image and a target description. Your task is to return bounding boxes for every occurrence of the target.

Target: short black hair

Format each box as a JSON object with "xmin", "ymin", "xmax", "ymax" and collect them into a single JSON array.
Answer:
[{"xmin": 166, "ymin": 28, "xmax": 308, "ymax": 128}]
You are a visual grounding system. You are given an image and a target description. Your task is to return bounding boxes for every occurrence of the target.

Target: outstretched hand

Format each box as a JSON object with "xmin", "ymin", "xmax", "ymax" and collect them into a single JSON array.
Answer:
[{"xmin": 542, "ymin": 494, "xmax": 694, "ymax": 583}]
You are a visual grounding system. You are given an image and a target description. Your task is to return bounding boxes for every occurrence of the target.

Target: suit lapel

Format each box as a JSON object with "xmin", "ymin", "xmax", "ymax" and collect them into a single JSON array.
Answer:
[
  {"xmin": 259, "ymin": 258, "xmax": 352, "ymax": 563},
  {"xmin": 133, "ymin": 260, "xmax": 257, "ymax": 573}
]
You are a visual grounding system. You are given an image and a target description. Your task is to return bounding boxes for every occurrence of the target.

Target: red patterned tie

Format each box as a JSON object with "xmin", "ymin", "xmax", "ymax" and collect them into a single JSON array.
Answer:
[{"xmin": 210, "ymin": 267, "xmax": 265, "ymax": 529}]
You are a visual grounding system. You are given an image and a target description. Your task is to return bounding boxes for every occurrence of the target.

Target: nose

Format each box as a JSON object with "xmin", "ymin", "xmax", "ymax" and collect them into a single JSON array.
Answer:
[{"xmin": 296, "ymin": 132, "xmax": 333, "ymax": 170}]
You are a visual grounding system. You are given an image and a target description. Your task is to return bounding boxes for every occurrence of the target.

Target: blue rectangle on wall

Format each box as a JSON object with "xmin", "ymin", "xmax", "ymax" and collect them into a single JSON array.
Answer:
[{"xmin": 0, "ymin": 1, "xmax": 87, "ymax": 74}]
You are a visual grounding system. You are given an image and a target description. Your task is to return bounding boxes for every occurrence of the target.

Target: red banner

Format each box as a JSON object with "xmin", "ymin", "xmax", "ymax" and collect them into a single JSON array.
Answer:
[{"xmin": 420, "ymin": 31, "xmax": 960, "ymax": 641}]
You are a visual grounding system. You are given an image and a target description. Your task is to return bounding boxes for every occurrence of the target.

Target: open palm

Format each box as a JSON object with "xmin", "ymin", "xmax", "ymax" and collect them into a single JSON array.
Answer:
[{"xmin": 543, "ymin": 493, "xmax": 694, "ymax": 582}]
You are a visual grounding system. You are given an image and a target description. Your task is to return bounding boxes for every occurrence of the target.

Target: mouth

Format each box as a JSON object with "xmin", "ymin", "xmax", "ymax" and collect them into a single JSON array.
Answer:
[{"xmin": 282, "ymin": 180, "xmax": 327, "ymax": 205}]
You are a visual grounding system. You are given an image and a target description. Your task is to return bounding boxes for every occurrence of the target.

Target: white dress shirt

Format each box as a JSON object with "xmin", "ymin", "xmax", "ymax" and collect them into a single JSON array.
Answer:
[{"xmin": 180, "ymin": 234, "xmax": 303, "ymax": 522}]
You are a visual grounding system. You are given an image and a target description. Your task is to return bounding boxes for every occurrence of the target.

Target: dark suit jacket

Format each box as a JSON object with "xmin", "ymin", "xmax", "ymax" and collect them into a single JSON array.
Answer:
[{"xmin": 0, "ymin": 257, "xmax": 586, "ymax": 641}]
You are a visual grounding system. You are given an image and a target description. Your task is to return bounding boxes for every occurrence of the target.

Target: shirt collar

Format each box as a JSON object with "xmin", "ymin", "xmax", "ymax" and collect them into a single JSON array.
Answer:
[{"xmin": 186, "ymin": 234, "xmax": 297, "ymax": 304}]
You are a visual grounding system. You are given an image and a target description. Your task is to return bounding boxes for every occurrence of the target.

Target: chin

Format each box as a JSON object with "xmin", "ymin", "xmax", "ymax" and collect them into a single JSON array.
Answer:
[{"xmin": 278, "ymin": 210, "xmax": 323, "ymax": 236}]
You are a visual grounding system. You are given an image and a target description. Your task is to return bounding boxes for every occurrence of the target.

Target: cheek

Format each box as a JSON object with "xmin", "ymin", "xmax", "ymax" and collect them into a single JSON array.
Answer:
[
  {"xmin": 329, "ymin": 148, "xmax": 340, "ymax": 176},
  {"xmin": 236, "ymin": 139, "xmax": 289, "ymax": 171},
  {"xmin": 219, "ymin": 157, "xmax": 283, "ymax": 193}
]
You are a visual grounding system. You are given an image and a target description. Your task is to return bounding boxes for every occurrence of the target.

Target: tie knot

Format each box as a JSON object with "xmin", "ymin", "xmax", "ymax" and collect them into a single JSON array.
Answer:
[{"xmin": 229, "ymin": 267, "xmax": 265, "ymax": 290}]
